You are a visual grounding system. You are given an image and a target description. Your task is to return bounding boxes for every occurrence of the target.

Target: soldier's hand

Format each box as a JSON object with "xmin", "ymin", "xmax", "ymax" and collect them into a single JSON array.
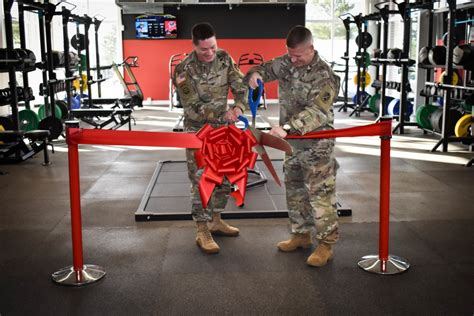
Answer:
[
  {"xmin": 269, "ymin": 126, "xmax": 287, "ymax": 139},
  {"xmin": 233, "ymin": 106, "xmax": 243, "ymax": 117},
  {"xmin": 249, "ymin": 73, "xmax": 263, "ymax": 89},
  {"xmin": 224, "ymin": 108, "xmax": 239, "ymax": 122}
]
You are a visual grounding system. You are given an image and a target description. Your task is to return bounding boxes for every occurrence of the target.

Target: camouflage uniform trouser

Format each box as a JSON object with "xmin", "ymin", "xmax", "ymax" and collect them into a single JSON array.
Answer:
[
  {"xmin": 186, "ymin": 148, "xmax": 231, "ymax": 222},
  {"xmin": 284, "ymin": 138, "xmax": 339, "ymax": 244}
]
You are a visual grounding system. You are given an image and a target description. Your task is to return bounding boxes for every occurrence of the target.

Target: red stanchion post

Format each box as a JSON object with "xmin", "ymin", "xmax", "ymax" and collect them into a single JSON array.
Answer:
[
  {"xmin": 52, "ymin": 121, "xmax": 106, "ymax": 286},
  {"xmin": 379, "ymin": 135, "xmax": 390, "ymax": 263},
  {"xmin": 358, "ymin": 117, "xmax": 410, "ymax": 275}
]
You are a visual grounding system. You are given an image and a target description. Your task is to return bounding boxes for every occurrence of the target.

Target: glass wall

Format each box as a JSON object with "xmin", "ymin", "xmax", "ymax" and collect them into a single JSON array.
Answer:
[
  {"xmin": 306, "ymin": 0, "xmax": 365, "ymax": 62},
  {"xmin": 55, "ymin": 0, "xmax": 123, "ymax": 98}
]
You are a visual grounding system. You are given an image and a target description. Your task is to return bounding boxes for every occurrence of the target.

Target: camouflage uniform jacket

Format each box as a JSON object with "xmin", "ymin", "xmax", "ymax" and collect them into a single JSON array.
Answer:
[
  {"xmin": 246, "ymin": 51, "xmax": 340, "ymax": 135},
  {"xmin": 173, "ymin": 50, "xmax": 247, "ymax": 131}
]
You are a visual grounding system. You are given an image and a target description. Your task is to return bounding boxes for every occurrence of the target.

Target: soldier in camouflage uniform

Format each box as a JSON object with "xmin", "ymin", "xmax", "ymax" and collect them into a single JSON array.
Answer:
[
  {"xmin": 173, "ymin": 23, "xmax": 248, "ymax": 254},
  {"xmin": 245, "ymin": 26, "xmax": 340, "ymax": 267}
]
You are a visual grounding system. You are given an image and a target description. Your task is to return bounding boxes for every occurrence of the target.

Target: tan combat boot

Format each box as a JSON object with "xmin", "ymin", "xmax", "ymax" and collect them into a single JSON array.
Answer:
[
  {"xmin": 196, "ymin": 222, "xmax": 220, "ymax": 254},
  {"xmin": 277, "ymin": 232, "xmax": 313, "ymax": 252},
  {"xmin": 306, "ymin": 242, "xmax": 333, "ymax": 267},
  {"xmin": 208, "ymin": 213, "xmax": 239, "ymax": 237}
]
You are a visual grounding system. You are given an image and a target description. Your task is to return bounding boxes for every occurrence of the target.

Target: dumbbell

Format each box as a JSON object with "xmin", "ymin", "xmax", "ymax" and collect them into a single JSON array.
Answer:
[
  {"xmin": 0, "ymin": 48, "xmax": 36, "ymax": 72},
  {"xmin": 387, "ymin": 48, "xmax": 403, "ymax": 65}
]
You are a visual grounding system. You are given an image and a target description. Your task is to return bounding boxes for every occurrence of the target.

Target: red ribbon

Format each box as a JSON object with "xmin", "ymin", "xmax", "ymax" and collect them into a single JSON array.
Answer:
[
  {"xmin": 286, "ymin": 121, "xmax": 392, "ymax": 139},
  {"xmin": 66, "ymin": 121, "xmax": 392, "ymax": 210},
  {"xmin": 194, "ymin": 124, "xmax": 258, "ymax": 209}
]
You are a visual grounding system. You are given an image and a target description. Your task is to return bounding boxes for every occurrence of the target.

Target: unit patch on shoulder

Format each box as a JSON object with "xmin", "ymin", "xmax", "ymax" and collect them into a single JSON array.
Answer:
[{"xmin": 315, "ymin": 84, "xmax": 335, "ymax": 111}]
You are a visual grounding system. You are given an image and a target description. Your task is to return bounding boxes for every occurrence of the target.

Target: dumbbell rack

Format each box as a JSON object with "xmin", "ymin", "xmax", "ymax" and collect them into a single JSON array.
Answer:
[
  {"xmin": 419, "ymin": 0, "xmax": 474, "ymax": 152},
  {"xmin": 0, "ymin": 0, "xmax": 52, "ymax": 164}
]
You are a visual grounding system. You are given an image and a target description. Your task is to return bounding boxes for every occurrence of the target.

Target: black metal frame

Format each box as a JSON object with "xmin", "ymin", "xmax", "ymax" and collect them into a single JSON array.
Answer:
[
  {"xmin": 427, "ymin": 0, "xmax": 474, "ymax": 152},
  {"xmin": 337, "ymin": 15, "xmax": 356, "ymax": 113},
  {"xmin": 349, "ymin": 14, "xmax": 371, "ymax": 117},
  {"xmin": 0, "ymin": 0, "xmax": 52, "ymax": 164}
]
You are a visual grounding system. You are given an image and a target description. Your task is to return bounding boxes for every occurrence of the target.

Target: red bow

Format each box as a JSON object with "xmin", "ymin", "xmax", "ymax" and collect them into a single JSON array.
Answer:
[{"xmin": 194, "ymin": 124, "xmax": 258, "ymax": 208}]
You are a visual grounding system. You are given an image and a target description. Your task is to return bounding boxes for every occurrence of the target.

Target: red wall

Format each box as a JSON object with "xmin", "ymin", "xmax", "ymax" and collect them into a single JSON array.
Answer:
[{"xmin": 123, "ymin": 39, "xmax": 286, "ymax": 101}]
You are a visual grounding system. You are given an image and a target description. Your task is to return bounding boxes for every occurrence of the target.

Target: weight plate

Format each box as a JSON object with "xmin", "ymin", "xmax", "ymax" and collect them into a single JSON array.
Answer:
[
  {"xmin": 19, "ymin": 109, "xmax": 39, "ymax": 131},
  {"xmin": 416, "ymin": 104, "xmax": 438, "ymax": 130},
  {"xmin": 55, "ymin": 100, "xmax": 69, "ymax": 120},
  {"xmin": 355, "ymin": 32, "xmax": 373, "ymax": 49},
  {"xmin": 0, "ymin": 116, "xmax": 14, "ymax": 130},
  {"xmin": 367, "ymin": 94, "xmax": 393, "ymax": 114},
  {"xmin": 430, "ymin": 108, "xmax": 464, "ymax": 135},
  {"xmin": 72, "ymin": 73, "xmax": 88, "ymax": 92},
  {"xmin": 38, "ymin": 104, "xmax": 63, "ymax": 120},
  {"xmin": 353, "ymin": 71, "xmax": 372, "ymax": 87},
  {"xmin": 454, "ymin": 114, "xmax": 472, "ymax": 137},
  {"xmin": 388, "ymin": 99, "xmax": 414, "ymax": 118},
  {"xmin": 352, "ymin": 91, "xmax": 371, "ymax": 107},
  {"xmin": 368, "ymin": 93, "xmax": 380, "ymax": 113},
  {"xmin": 418, "ymin": 46, "xmax": 431, "ymax": 65},
  {"xmin": 38, "ymin": 116, "xmax": 63, "ymax": 140},
  {"xmin": 440, "ymin": 71, "xmax": 459, "ymax": 85},
  {"xmin": 71, "ymin": 34, "xmax": 89, "ymax": 52},
  {"xmin": 430, "ymin": 108, "xmax": 443, "ymax": 132},
  {"xmin": 428, "ymin": 46, "xmax": 447, "ymax": 66}
]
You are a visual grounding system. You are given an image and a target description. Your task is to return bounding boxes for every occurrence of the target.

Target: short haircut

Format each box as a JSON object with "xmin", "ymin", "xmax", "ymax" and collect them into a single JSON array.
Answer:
[
  {"xmin": 192, "ymin": 23, "xmax": 216, "ymax": 45},
  {"xmin": 286, "ymin": 25, "xmax": 313, "ymax": 49}
]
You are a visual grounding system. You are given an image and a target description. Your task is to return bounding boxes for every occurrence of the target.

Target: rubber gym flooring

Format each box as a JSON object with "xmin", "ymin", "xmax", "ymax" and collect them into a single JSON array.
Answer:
[{"xmin": 0, "ymin": 104, "xmax": 473, "ymax": 315}]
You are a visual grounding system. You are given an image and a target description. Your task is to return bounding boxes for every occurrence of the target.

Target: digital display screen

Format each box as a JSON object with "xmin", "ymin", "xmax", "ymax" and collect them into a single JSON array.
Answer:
[{"xmin": 135, "ymin": 15, "xmax": 177, "ymax": 39}]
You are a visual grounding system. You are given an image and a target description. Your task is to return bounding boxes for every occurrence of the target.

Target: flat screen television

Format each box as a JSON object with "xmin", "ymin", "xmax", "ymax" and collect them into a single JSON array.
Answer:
[{"xmin": 135, "ymin": 15, "xmax": 177, "ymax": 39}]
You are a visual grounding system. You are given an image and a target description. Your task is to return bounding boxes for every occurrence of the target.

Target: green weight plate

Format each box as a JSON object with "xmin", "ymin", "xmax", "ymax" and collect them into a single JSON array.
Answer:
[
  {"xmin": 56, "ymin": 100, "xmax": 69, "ymax": 120},
  {"xmin": 19, "ymin": 109, "xmax": 39, "ymax": 131},
  {"xmin": 416, "ymin": 104, "xmax": 438, "ymax": 130},
  {"xmin": 368, "ymin": 93, "xmax": 380, "ymax": 113},
  {"xmin": 38, "ymin": 104, "xmax": 63, "ymax": 120}
]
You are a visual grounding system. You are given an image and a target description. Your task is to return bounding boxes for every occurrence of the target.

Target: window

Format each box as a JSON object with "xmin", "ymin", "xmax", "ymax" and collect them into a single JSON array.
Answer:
[{"xmin": 306, "ymin": 0, "xmax": 363, "ymax": 61}]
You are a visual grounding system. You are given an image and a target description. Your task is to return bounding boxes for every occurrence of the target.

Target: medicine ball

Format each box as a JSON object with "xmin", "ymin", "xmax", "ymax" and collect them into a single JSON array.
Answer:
[{"xmin": 428, "ymin": 46, "xmax": 446, "ymax": 66}]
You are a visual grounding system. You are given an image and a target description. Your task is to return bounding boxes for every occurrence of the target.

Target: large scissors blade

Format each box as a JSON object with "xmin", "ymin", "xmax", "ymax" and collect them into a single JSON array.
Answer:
[
  {"xmin": 248, "ymin": 126, "xmax": 289, "ymax": 186},
  {"xmin": 249, "ymin": 126, "xmax": 292, "ymax": 155},
  {"xmin": 260, "ymin": 151, "xmax": 281, "ymax": 186},
  {"xmin": 259, "ymin": 132, "xmax": 292, "ymax": 154}
]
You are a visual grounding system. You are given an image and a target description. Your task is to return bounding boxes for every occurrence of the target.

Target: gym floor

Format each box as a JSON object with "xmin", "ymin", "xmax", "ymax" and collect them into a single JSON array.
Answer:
[{"xmin": 1, "ymin": 104, "xmax": 473, "ymax": 315}]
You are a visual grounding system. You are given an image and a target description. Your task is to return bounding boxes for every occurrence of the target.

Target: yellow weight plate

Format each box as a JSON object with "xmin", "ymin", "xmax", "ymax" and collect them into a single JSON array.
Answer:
[
  {"xmin": 353, "ymin": 71, "xmax": 372, "ymax": 87},
  {"xmin": 454, "ymin": 114, "xmax": 472, "ymax": 137}
]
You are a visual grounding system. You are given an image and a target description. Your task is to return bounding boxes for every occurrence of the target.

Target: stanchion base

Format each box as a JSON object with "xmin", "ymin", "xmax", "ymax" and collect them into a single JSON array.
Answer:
[
  {"xmin": 357, "ymin": 254, "xmax": 410, "ymax": 275},
  {"xmin": 52, "ymin": 264, "xmax": 106, "ymax": 286}
]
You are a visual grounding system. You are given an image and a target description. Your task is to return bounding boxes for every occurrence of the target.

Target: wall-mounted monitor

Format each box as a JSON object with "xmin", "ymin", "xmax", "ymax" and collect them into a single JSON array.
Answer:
[{"xmin": 135, "ymin": 15, "xmax": 177, "ymax": 39}]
